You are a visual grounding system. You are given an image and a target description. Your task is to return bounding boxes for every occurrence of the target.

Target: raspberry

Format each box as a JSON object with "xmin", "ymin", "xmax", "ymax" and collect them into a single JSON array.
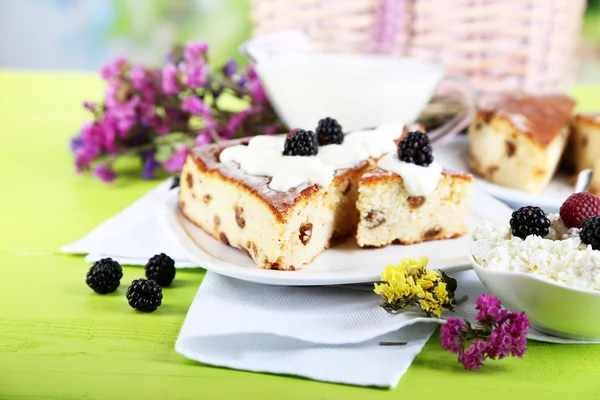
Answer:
[
  {"xmin": 509, "ymin": 206, "xmax": 551, "ymax": 239},
  {"xmin": 145, "ymin": 253, "xmax": 176, "ymax": 287},
  {"xmin": 559, "ymin": 192, "xmax": 600, "ymax": 228},
  {"xmin": 581, "ymin": 216, "xmax": 600, "ymax": 250},
  {"xmin": 126, "ymin": 279, "xmax": 163, "ymax": 312},
  {"xmin": 85, "ymin": 258, "xmax": 123, "ymax": 294},
  {"xmin": 315, "ymin": 117, "xmax": 344, "ymax": 146},
  {"xmin": 283, "ymin": 129, "xmax": 318, "ymax": 156},
  {"xmin": 398, "ymin": 131, "xmax": 434, "ymax": 166}
]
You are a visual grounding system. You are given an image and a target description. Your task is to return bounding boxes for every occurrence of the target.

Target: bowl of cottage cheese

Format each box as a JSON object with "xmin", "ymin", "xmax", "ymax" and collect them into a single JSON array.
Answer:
[{"xmin": 470, "ymin": 210, "xmax": 600, "ymax": 341}]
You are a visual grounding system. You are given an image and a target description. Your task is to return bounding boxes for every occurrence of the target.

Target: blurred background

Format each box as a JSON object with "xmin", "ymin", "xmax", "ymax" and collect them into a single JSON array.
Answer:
[{"xmin": 0, "ymin": 0, "xmax": 599, "ymax": 81}]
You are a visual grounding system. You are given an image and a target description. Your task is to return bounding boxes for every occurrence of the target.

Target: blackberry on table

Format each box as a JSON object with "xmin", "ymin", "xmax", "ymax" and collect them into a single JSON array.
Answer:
[
  {"xmin": 86, "ymin": 258, "xmax": 123, "ymax": 294},
  {"xmin": 145, "ymin": 253, "xmax": 176, "ymax": 287},
  {"xmin": 126, "ymin": 279, "xmax": 163, "ymax": 312},
  {"xmin": 315, "ymin": 117, "xmax": 344, "ymax": 146},
  {"xmin": 398, "ymin": 131, "xmax": 434, "ymax": 166},
  {"xmin": 509, "ymin": 206, "xmax": 551, "ymax": 239},
  {"xmin": 283, "ymin": 129, "xmax": 318, "ymax": 156},
  {"xmin": 580, "ymin": 216, "xmax": 600, "ymax": 250}
]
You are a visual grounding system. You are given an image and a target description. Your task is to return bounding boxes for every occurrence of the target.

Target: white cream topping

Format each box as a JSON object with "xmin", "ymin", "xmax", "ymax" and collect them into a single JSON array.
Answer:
[
  {"xmin": 218, "ymin": 123, "xmax": 408, "ymax": 192},
  {"xmin": 377, "ymin": 153, "xmax": 443, "ymax": 196}
]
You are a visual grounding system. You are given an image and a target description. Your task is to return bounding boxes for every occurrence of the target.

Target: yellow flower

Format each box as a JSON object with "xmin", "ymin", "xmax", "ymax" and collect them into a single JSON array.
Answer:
[
  {"xmin": 434, "ymin": 282, "xmax": 450, "ymax": 304},
  {"xmin": 419, "ymin": 291, "xmax": 443, "ymax": 317}
]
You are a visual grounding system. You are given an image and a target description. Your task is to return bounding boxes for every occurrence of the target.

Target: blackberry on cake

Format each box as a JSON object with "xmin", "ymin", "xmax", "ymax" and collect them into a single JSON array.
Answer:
[
  {"xmin": 86, "ymin": 258, "xmax": 123, "ymax": 294},
  {"xmin": 559, "ymin": 192, "xmax": 600, "ymax": 229},
  {"xmin": 509, "ymin": 206, "xmax": 551, "ymax": 239},
  {"xmin": 145, "ymin": 253, "xmax": 176, "ymax": 286},
  {"xmin": 283, "ymin": 129, "xmax": 318, "ymax": 156},
  {"xmin": 126, "ymin": 279, "xmax": 163, "ymax": 312},
  {"xmin": 316, "ymin": 117, "xmax": 344, "ymax": 146},
  {"xmin": 398, "ymin": 131, "xmax": 433, "ymax": 166}
]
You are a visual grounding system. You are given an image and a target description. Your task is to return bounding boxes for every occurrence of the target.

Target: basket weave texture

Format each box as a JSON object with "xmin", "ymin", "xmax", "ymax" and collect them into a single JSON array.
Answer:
[{"xmin": 249, "ymin": 0, "xmax": 587, "ymax": 99}]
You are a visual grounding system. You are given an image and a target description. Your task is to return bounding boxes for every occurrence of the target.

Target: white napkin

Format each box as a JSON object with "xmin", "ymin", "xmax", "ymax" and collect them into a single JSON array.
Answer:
[
  {"xmin": 61, "ymin": 178, "xmax": 197, "ymax": 267},
  {"xmin": 176, "ymin": 269, "xmax": 599, "ymax": 388}
]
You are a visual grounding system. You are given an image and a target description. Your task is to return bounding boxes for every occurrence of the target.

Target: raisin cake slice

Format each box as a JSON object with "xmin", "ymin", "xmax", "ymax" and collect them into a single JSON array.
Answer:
[
  {"xmin": 567, "ymin": 113, "xmax": 600, "ymax": 175},
  {"xmin": 467, "ymin": 94, "xmax": 575, "ymax": 193},
  {"xmin": 178, "ymin": 123, "xmax": 407, "ymax": 270},
  {"xmin": 356, "ymin": 131, "xmax": 473, "ymax": 248}
]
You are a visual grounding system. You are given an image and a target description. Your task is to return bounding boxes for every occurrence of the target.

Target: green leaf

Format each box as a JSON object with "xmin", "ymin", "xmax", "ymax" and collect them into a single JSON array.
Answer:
[{"xmin": 440, "ymin": 271, "xmax": 458, "ymax": 294}]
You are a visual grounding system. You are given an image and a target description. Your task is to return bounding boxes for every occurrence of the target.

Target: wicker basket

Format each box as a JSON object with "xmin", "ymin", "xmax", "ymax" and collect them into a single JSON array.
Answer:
[{"xmin": 249, "ymin": 0, "xmax": 586, "ymax": 100}]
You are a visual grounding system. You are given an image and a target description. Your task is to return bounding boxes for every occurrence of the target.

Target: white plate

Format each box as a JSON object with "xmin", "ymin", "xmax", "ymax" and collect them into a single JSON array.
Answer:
[
  {"xmin": 157, "ymin": 188, "xmax": 513, "ymax": 286},
  {"xmin": 435, "ymin": 136, "xmax": 574, "ymax": 213}
]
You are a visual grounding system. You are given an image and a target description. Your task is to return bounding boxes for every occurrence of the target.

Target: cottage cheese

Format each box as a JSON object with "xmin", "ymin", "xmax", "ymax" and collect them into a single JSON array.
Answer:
[{"xmin": 471, "ymin": 214, "xmax": 600, "ymax": 291}]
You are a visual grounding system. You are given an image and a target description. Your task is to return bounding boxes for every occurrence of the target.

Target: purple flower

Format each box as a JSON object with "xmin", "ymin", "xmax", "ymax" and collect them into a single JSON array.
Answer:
[
  {"xmin": 161, "ymin": 64, "xmax": 179, "ymax": 94},
  {"xmin": 181, "ymin": 96, "xmax": 210, "ymax": 116},
  {"xmin": 184, "ymin": 41, "xmax": 208, "ymax": 62},
  {"xmin": 70, "ymin": 136, "xmax": 83, "ymax": 153},
  {"xmin": 224, "ymin": 58, "xmax": 238, "ymax": 77},
  {"xmin": 223, "ymin": 108, "xmax": 253, "ymax": 139},
  {"xmin": 195, "ymin": 130, "xmax": 213, "ymax": 147},
  {"xmin": 507, "ymin": 311, "xmax": 530, "ymax": 358},
  {"xmin": 74, "ymin": 144, "xmax": 100, "ymax": 172},
  {"xmin": 264, "ymin": 125, "xmax": 278, "ymax": 135},
  {"xmin": 140, "ymin": 151, "xmax": 160, "ymax": 180},
  {"xmin": 458, "ymin": 340, "xmax": 487, "ymax": 371},
  {"xmin": 486, "ymin": 324, "xmax": 512, "ymax": 359},
  {"xmin": 100, "ymin": 56, "xmax": 128, "ymax": 81},
  {"xmin": 475, "ymin": 294, "xmax": 503, "ymax": 323},
  {"xmin": 440, "ymin": 318, "xmax": 466, "ymax": 354},
  {"xmin": 183, "ymin": 62, "xmax": 207, "ymax": 89},
  {"xmin": 93, "ymin": 164, "xmax": 117, "ymax": 183},
  {"xmin": 163, "ymin": 146, "xmax": 189, "ymax": 173},
  {"xmin": 130, "ymin": 66, "xmax": 150, "ymax": 90}
]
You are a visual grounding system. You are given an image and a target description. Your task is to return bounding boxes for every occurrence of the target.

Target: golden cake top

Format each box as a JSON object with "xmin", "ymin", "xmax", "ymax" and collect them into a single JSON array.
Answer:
[{"xmin": 477, "ymin": 94, "xmax": 576, "ymax": 147}]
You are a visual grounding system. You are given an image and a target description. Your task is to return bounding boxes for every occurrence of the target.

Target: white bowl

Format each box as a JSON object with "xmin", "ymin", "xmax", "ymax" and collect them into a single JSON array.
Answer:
[
  {"xmin": 253, "ymin": 52, "xmax": 444, "ymax": 132},
  {"xmin": 470, "ymin": 253, "xmax": 600, "ymax": 341}
]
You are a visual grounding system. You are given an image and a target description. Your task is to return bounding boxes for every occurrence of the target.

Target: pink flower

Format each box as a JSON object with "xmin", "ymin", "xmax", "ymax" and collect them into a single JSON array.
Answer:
[
  {"xmin": 475, "ymin": 294, "xmax": 503, "ymax": 323},
  {"xmin": 486, "ymin": 324, "xmax": 512, "ymax": 360},
  {"xmin": 265, "ymin": 125, "xmax": 278, "ymax": 135},
  {"xmin": 184, "ymin": 41, "xmax": 208, "ymax": 62},
  {"xmin": 195, "ymin": 130, "xmax": 213, "ymax": 147},
  {"xmin": 161, "ymin": 64, "xmax": 179, "ymax": 94},
  {"xmin": 163, "ymin": 146, "xmax": 189, "ymax": 173},
  {"xmin": 74, "ymin": 144, "xmax": 100, "ymax": 172},
  {"xmin": 181, "ymin": 96, "xmax": 210, "ymax": 116},
  {"xmin": 183, "ymin": 62, "xmax": 207, "ymax": 89},
  {"xmin": 93, "ymin": 164, "xmax": 117, "ymax": 182},
  {"xmin": 458, "ymin": 340, "xmax": 487, "ymax": 371},
  {"xmin": 130, "ymin": 66, "xmax": 150, "ymax": 90},
  {"xmin": 440, "ymin": 318, "xmax": 465, "ymax": 354},
  {"xmin": 507, "ymin": 311, "xmax": 530, "ymax": 358},
  {"xmin": 100, "ymin": 56, "xmax": 128, "ymax": 81}
]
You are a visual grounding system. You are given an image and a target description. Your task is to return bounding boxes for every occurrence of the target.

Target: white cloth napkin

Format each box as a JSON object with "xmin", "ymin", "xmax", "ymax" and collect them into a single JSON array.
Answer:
[
  {"xmin": 177, "ymin": 269, "xmax": 599, "ymax": 388},
  {"xmin": 60, "ymin": 177, "xmax": 599, "ymax": 387},
  {"xmin": 61, "ymin": 179, "xmax": 196, "ymax": 267}
]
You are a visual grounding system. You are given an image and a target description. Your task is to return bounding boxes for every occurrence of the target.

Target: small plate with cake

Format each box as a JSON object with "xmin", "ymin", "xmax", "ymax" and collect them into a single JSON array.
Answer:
[
  {"xmin": 158, "ymin": 120, "xmax": 513, "ymax": 286},
  {"xmin": 435, "ymin": 95, "xmax": 600, "ymax": 212}
]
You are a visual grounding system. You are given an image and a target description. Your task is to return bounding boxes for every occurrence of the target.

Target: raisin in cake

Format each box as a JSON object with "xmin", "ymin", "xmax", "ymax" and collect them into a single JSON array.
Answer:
[
  {"xmin": 178, "ymin": 121, "xmax": 408, "ymax": 270},
  {"xmin": 567, "ymin": 113, "xmax": 600, "ymax": 174},
  {"xmin": 356, "ymin": 131, "xmax": 472, "ymax": 247},
  {"xmin": 467, "ymin": 94, "xmax": 575, "ymax": 193}
]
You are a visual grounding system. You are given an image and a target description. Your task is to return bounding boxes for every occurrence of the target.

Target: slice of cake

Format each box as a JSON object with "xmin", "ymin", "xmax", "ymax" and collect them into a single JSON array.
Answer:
[
  {"xmin": 356, "ymin": 131, "xmax": 473, "ymax": 247},
  {"xmin": 589, "ymin": 158, "xmax": 600, "ymax": 197},
  {"xmin": 178, "ymin": 120, "xmax": 407, "ymax": 270},
  {"xmin": 467, "ymin": 94, "xmax": 575, "ymax": 193},
  {"xmin": 568, "ymin": 113, "xmax": 600, "ymax": 174}
]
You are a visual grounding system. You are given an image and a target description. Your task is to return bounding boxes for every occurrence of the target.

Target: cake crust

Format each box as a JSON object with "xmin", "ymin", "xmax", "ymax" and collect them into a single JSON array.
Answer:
[{"xmin": 476, "ymin": 94, "xmax": 575, "ymax": 148}]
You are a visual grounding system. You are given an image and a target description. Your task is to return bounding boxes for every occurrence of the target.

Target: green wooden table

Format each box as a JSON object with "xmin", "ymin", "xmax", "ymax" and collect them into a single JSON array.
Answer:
[{"xmin": 1, "ymin": 70, "xmax": 600, "ymax": 400}]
